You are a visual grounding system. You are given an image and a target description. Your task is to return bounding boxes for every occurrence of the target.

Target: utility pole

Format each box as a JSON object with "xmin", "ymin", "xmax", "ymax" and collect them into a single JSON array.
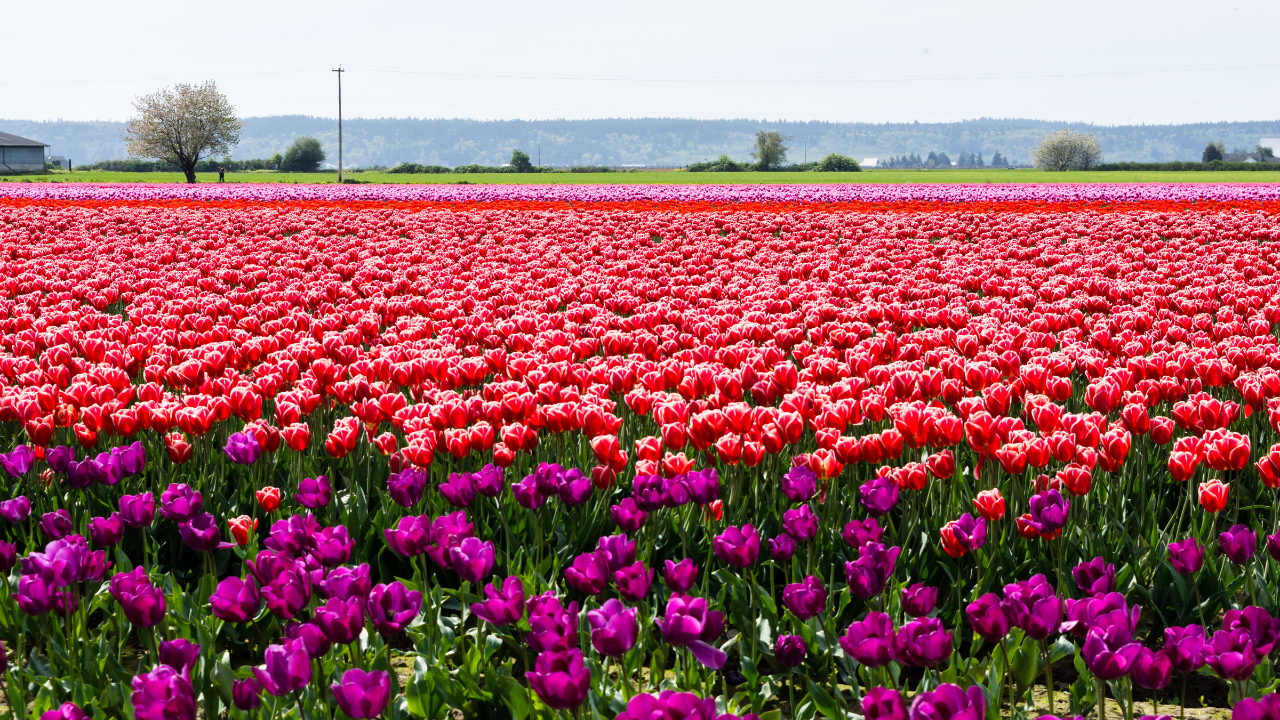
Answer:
[{"xmin": 332, "ymin": 65, "xmax": 344, "ymax": 182}]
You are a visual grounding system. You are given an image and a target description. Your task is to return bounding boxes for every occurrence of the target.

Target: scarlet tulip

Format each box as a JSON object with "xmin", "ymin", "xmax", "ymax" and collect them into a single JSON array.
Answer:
[{"xmin": 1199, "ymin": 478, "xmax": 1230, "ymax": 514}]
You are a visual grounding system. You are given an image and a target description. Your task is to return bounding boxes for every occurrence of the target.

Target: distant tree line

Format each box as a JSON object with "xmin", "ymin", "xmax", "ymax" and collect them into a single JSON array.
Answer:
[
  {"xmin": 1096, "ymin": 161, "xmax": 1280, "ymax": 172},
  {"xmin": 78, "ymin": 136, "xmax": 328, "ymax": 173},
  {"xmin": 684, "ymin": 133, "xmax": 860, "ymax": 172}
]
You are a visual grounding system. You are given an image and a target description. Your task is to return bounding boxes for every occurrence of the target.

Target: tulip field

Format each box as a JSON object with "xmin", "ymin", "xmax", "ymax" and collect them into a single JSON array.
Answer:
[{"xmin": 6, "ymin": 182, "xmax": 1280, "ymax": 720}]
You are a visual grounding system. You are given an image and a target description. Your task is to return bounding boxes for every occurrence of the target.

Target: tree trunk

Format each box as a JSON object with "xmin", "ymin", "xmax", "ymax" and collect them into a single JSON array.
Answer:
[{"xmin": 180, "ymin": 157, "xmax": 198, "ymax": 183}]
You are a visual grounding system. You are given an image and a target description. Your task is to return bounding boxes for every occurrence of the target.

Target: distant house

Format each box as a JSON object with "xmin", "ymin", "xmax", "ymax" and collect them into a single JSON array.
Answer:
[
  {"xmin": 1224, "ymin": 152, "xmax": 1280, "ymax": 163},
  {"xmin": 861, "ymin": 158, "xmax": 879, "ymax": 168},
  {"xmin": 46, "ymin": 156, "xmax": 68, "ymax": 170},
  {"xmin": 0, "ymin": 131, "xmax": 49, "ymax": 172},
  {"xmin": 1261, "ymin": 138, "xmax": 1280, "ymax": 154}
]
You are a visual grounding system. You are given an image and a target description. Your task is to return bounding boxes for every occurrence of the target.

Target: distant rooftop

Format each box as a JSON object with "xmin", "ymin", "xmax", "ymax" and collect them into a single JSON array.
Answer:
[{"xmin": 0, "ymin": 131, "xmax": 47, "ymax": 147}]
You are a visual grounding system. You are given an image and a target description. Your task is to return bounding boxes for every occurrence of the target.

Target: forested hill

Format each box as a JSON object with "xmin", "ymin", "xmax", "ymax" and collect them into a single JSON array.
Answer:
[{"xmin": 5, "ymin": 116, "xmax": 1279, "ymax": 168}]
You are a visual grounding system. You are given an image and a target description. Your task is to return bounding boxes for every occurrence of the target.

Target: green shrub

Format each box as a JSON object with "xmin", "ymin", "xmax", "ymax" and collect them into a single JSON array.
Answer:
[{"xmin": 815, "ymin": 153, "xmax": 861, "ymax": 172}]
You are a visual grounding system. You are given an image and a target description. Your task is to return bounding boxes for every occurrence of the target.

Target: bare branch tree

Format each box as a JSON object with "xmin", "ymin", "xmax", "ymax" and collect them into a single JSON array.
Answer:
[
  {"xmin": 123, "ymin": 82, "xmax": 243, "ymax": 183},
  {"xmin": 1031, "ymin": 129, "xmax": 1103, "ymax": 171}
]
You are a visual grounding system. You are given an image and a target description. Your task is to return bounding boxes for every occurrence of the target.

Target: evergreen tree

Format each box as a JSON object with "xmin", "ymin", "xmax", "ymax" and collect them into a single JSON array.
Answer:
[{"xmin": 976, "ymin": 152, "xmax": 985, "ymax": 167}]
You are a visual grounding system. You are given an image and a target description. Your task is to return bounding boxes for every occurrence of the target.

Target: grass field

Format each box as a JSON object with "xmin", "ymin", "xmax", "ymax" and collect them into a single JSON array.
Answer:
[{"xmin": 5, "ymin": 168, "xmax": 1280, "ymax": 184}]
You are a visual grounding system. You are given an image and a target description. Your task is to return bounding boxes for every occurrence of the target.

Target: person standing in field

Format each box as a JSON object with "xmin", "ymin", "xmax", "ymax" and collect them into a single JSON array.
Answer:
[{"xmin": 218, "ymin": 166, "xmax": 225, "ymax": 182}]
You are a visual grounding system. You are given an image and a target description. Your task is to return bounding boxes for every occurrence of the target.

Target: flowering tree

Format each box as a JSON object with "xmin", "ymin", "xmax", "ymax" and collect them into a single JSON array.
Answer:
[
  {"xmin": 123, "ymin": 81, "xmax": 243, "ymax": 184},
  {"xmin": 1031, "ymin": 129, "xmax": 1103, "ymax": 171}
]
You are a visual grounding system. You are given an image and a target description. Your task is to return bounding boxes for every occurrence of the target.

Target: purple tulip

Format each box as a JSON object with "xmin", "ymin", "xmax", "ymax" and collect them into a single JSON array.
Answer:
[
  {"xmin": 769, "ymin": 533, "xmax": 797, "ymax": 561},
  {"xmin": 425, "ymin": 511, "xmax": 474, "ymax": 568},
  {"xmin": 840, "ymin": 611, "xmax": 896, "ymax": 667},
  {"xmin": 713, "ymin": 524, "xmax": 761, "ymax": 568},
  {"xmin": 253, "ymin": 638, "xmax": 312, "ymax": 696},
  {"xmin": 845, "ymin": 543, "xmax": 901, "ymax": 599},
  {"xmin": 1232, "ymin": 693, "xmax": 1280, "ymax": 720},
  {"xmin": 1060, "ymin": 592, "xmax": 1140, "ymax": 640},
  {"xmin": 119, "ymin": 492, "xmax": 156, "ymax": 528},
  {"xmin": 664, "ymin": 474, "xmax": 692, "ymax": 508},
  {"xmin": 860, "ymin": 475, "xmax": 900, "ymax": 517},
  {"xmin": 263, "ymin": 514, "xmax": 320, "ymax": 555},
  {"xmin": 296, "ymin": 476, "xmax": 332, "ymax": 509},
  {"xmin": 615, "ymin": 562, "xmax": 654, "ymax": 602},
  {"xmin": 323, "ymin": 564, "xmax": 372, "ymax": 603},
  {"xmin": 782, "ymin": 576, "xmax": 827, "ymax": 620},
  {"xmin": 863, "ymin": 687, "xmax": 908, "ymax": 720},
  {"xmin": 1130, "ymin": 647, "xmax": 1173, "ymax": 689},
  {"xmin": 330, "ymin": 669, "xmax": 391, "ymax": 719},
  {"xmin": 210, "ymin": 576, "xmax": 261, "ymax": 623},
  {"xmin": 46, "ymin": 446, "xmax": 74, "ymax": 474},
  {"xmin": 663, "ymin": 559, "xmax": 698, "ymax": 593},
  {"xmin": 556, "ymin": 468, "xmax": 594, "ymax": 507},
  {"xmin": 782, "ymin": 465, "xmax": 818, "ymax": 503},
  {"xmin": 565, "ymin": 552, "xmax": 610, "ymax": 595},
  {"xmin": 902, "ymin": 583, "xmax": 938, "ymax": 618},
  {"xmin": 0, "ymin": 496, "xmax": 31, "ymax": 524},
  {"xmin": 232, "ymin": 678, "xmax": 262, "ymax": 711},
  {"xmin": 1003, "ymin": 575, "xmax": 1064, "ymax": 641},
  {"xmin": 224, "ymin": 432, "xmax": 261, "ymax": 465},
  {"xmin": 89, "ymin": 513, "xmax": 125, "ymax": 548},
  {"xmin": 246, "ymin": 549, "xmax": 300, "ymax": 586},
  {"xmin": 179, "ymin": 513, "xmax": 232, "ymax": 553},
  {"xmin": 782, "ymin": 504, "xmax": 819, "ymax": 542},
  {"xmin": 115, "ymin": 441, "xmax": 146, "ymax": 476},
  {"xmin": 474, "ymin": 464, "xmax": 505, "ymax": 498},
  {"xmin": 0, "ymin": 446, "xmax": 34, "ymax": 478},
  {"xmin": 439, "ymin": 472, "xmax": 477, "ymax": 508},
  {"xmin": 1223, "ymin": 606, "xmax": 1280, "ymax": 655},
  {"xmin": 451, "ymin": 537, "xmax": 495, "ymax": 583},
  {"xmin": 1163, "ymin": 625, "xmax": 1208, "ymax": 673},
  {"xmin": 632, "ymin": 474, "xmax": 669, "ymax": 511},
  {"xmin": 64, "ymin": 459, "xmax": 99, "ymax": 489},
  {"xmin": 0, "ymin": 541, "xmax": 16, "ymax": 573},
  {"xmin": 616, "ymin": 692, "xmax": 720, "ymax": 720},
  {"xmin": 948, "ymin": 513, "xmax": 988, "ymax": 553},
  {"xmin": 383, "ymin": 514, "xmax": 431, "ymax": 557},
  {"xmin": 92, "ymin": 453, "xmax": 123, "ymax": 487},
  {"xmin": 25, "ymin": 535, "xmax": 92, "ymax": 587},
  {"xmin": 908, "ymin": 684, "xmax": 986, "ymax": 720},
  {"xmin": 527, "ymin": 593, "xmax": 580, "ymax": 653},
  {"xmin": 775, "ymin": 634, "xmax": 807, "ymax": 668},
  {"xmin": 1026, "ymin": 489, "xmax": 1070, "ymax": 535},
  {"xmin": 659, "ymin": 594, "xmax": 728, "ymax": 669},
  {"xmin": 39, "ymin": 510, "xmax": 73, "ymax": 541},
  {"xmin": 316, "ymin": 597, "xmax": 365, "ymax": 644},
  {"xmin": 1205, "ymin": 628, "xmax": 1263, "ymax": 681},
  {"xmin": 511, "ymin": 473, "xmax": 547, "ymax": 510},
  {"xmin": 1219, "ymin": 524, "xmax": 1258, "ymax": 565},
  {"xmin": 307, "ymin": 525, "xmax": 353, "ymax": 568},
  {"xmin": 262, "ymin": 568, "xmax": 311, "ymax": 620},
  {"xmin": 587, "ymin": 598, "xmax": 639, "ymax": 657},
  {"xmin": 368, "ymin": 581, "xmax": 422, "ymax": 635},
  {"xmin": 527, "ymin": 649, "xmax": 591, "ymax": 711},
  {"xmin": 109, "ymin": 567, "xmax": 165, "ymax": 628},
  {"xmin": 40, "ymin": 703, "xmax": 90, "ymax": 720},
  {"xmin": 1082, "ymin": 625, "xmax": 1142, "ymax": 680},
  {"xmin": 284, "ymin": 620, "xmax": 331, "ymax": 659},
  {"xmin": 159, "ymin": 483, "xmax": 203, "ymax": 523},
  {"xmin": 894, "ymin": 617, "xmax": 953, "ymax": 667},
  {"xmin": 596, "ymin": 534, "xmax": 637, "ymax": 573},
  {"xmin": 386, "ymin": 468, "xmax": 427, "ymax": 508},
  {"xmin": 686, "ymin": 468, "xmax": 720, "ymax": 504},
  {"xmin": 531, "ymin": 463, "xmax": 566, "ymax": 494},
  {"xmin": 843, "ymin": 517, "xmax": 884, "ymax": 549},
  {"xmin": 158, "ymin": 638, "xmax": 201, "ymax": 677},
  {"xmin": 131, "ymin": 664, "xmax": 197, "ymax": 720},
  {"xmin": 1267, "ymin": 532, "xmax": 1280, "ymax": 563},
  {"xmin": 611, "ymin": 498, "xmax": 647, "ymax": 533},
  {"xmin": 1072, "ymin": 556, "xmax": 1116, "ymax": 597},
  {"xmin": 967, "ymin": 593, "xmax": 1012, "ymax": 643},
  {"xmin": 15, "ymin": 574, "xmax": 56, "ymax": 615},
  {"xmin": 471, "ymin": 576, "xmax": 525, "ymax": 625}
]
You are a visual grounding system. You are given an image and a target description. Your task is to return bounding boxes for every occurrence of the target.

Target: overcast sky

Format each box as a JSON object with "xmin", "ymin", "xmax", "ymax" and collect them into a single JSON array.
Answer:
[{"xmin": 6, "ymin": 0, "xmax": 1279, "ymax": 125}]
